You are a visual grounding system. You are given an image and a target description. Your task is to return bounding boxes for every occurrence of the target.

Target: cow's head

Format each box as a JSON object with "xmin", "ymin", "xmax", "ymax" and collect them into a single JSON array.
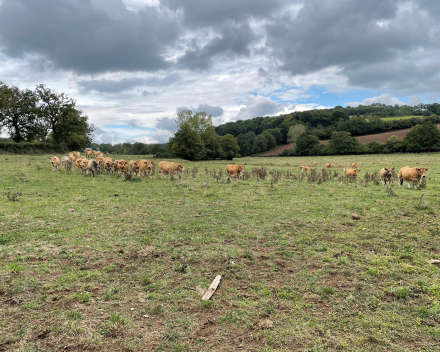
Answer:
[
  {"xmin": 239, "ymin": 165, "xmax": 244, "ymax": 172},
  {"xmin": 416, "ymin": 167, "xmax": 428, "ymax": 178},
  {"xmin": 178, "ymin": 163, "xmax": 184, "ymax": 171}
]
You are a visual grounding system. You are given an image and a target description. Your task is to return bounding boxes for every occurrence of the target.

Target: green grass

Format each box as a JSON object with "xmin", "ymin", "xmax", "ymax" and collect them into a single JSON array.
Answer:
[
  {"xmin": 366, "ymin": 115, "xmax": 422, "ymax": 122},
  {"xmin": 1, "ymin": 153, "xmax": 440, "ymax": 351}
]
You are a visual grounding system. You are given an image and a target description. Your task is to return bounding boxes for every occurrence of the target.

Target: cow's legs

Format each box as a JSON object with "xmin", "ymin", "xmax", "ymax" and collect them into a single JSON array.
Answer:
[{"xmin": 406, "ymin": 181, "xmax": 411, "ymax": 189}]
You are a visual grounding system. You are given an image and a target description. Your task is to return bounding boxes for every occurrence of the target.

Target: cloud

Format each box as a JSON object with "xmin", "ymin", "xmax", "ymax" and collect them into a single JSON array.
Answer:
[
  {"xmin": 94, "ymin": 127, "xmax": 106, "ymax": 135},
  {"xmin": 101, "ymin": 134, "xmax": 115, "ymax": 143},
  {"xmin": 407, "ymin": 96, "xmax": 424, "ymax": 106},
  {"xmin": 195, "ymin": 104, "xmax": 223, "ymax": 117},
  {"xmin": 346, "ymin": 94, "xmax": 405, "ymax": 107},
  {"xmin": 78, "ymin": 73, "xmax": 181, "ymax": 93},
  {"xmin": 0, "ymin": 0, "xmax": 179, "ymax": 74},
  {"xmin": 154, "ymin": 117, "xmax": 176, "ymax": 131},
  {"xmin": 236, "ymin": 95, "xmax": 285, "ymax": 120},
  {"xmin": 151, "ymin": 129, "xmax": 173, "ymax": 143}
]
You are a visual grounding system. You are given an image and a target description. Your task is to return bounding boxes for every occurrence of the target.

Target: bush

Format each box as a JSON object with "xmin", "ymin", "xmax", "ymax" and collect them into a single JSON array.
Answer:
[
  {"xmin": 0, "ymin": 141, "xmax": 65, "ymax": 154},
  {"xmin": 278, "ymin": 148, "xmax": 295, "ymax": 156}
]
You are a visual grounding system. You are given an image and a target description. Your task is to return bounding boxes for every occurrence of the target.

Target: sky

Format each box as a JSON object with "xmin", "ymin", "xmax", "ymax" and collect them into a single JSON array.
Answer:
[{"xmin": 0, "ymin": 0, "xmax": 439, "ymax": 144}]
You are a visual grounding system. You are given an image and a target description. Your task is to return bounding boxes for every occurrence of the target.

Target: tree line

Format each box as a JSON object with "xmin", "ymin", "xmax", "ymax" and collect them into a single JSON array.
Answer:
[
  {"xmin": 280, "ymin": 121, "xmax": 440, "ymax": 157},
  {"xmin": 0, "ymin": 82, "xmax": 94, "ymax": 151},
  {"xmin": 215, "ymin": 103, "xmax": 440, "ymax": 156}
]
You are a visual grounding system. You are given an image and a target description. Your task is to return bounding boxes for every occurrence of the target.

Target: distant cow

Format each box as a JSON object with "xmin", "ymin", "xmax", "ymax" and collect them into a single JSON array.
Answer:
[
  {"xmin": 226, "ymin": 164, "xmax": 244, "ymax": 180},
  {"xmin": 284, "ymin": 162, "xmax": 289, "ymax": 166},
  {"xmin": 49, "ymin": 156, "xmax": 60, "ymax": 171},
  {"xmin": 337, "ymin": 163, "xmax": 342, "ymax": 169},
  {"xmin": 84, "ymin": 150, "xmax": 92, "ymax": 158},
  {"xmin": 398, "ymin": 166, "xmax": 428, "ymax": 189},
  {"xmin": 326, "ymin": 163, "xmax": 332, "ymax": 169},
  {"xmin": 300, "ymin": 165, "xmax": 309, "ymax": 174},
  {"xmin": 379, "ymin": 167, "xmax": 395, "ymax": 185},
  {"xmin": 344, "ymin": 167, "xmax": 360, "ymax": 179},
  {"xmin": 351, "ymin": 163, "xmax": 357, "ymax": 168},
  {"xmin": 314, "ymin": 162, "xmax": 318, "ymax": 167},
  {"xmin": 158, "ymin": 161, "xmax": 184, "ymax": 179}
]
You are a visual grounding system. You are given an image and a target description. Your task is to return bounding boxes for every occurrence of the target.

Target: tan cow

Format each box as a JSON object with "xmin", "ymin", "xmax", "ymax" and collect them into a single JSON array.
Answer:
[
  {"xmin": 226, "ymin": 164, "xmax": 244, "ymax": 180},
  {"xmin": 300, "ymin": 165, "xmax": 309, "ymax": 174},
  {"xmin": 49, "ymin": 156, "xmax": 60, "ymax": 171},
  {"xmin": 139, "ymin": 160, "xmax": 154, "ymax": 178},
  {"xmin": 351, "ymin": 163, "xmax": 357, "ymax": 168},
  {"xmin": 379, "ymin": 167, "xmax": 395, "ymax": 185},
  {"xmin": 314, "ymin": 162, "xmax": 318, "ymax": 167},
  {"xmin": 158, "ymin": 161, "xmax": 184, "ymax": 179},
  {"xmin": 76, "ymin": 156, "xmax": 87, "ymax": 171},
  {"xmin": 284, "ymin": 162, "xmax": 289, "ymax": 166},
  {"xmin": 326, "ymin": 163, "xmax": 332, "ymax": 169},
  {"xmin": 115, "ymin": 160, "xmax": 128, "ymax": 176},
  {"xmin": 398, "ymin": 166, "xmax": 428, "ymax": 189},
  {"xmin": 84, "ymin": 150, "xmax": 92, "ymax": 158},
  {"xmin": 344, "ymin": 168, "xmax": 360, "ymax": 179},
  {"xmin": 337, "ymin": 163, "xmax": 342, "ymax": 168}
]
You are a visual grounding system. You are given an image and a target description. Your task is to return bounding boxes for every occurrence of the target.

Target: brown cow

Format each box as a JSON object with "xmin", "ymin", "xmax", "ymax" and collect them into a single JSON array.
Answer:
[
  {"xmin": 139, "ymin": 160, "xmax": 154, "ymax": 178},
  {"xmin": 379, "ymin": 167, "xmax": 395, "ymax": 185},
  {"xmin": 284, "ymin": 162, "xmax": 289, "ymax": 166},
  {"xmin": 337, "ymin": 163, "xmax": 342, "ymax": 168},
  {"xmin": 49, "ymin": 156, "xmax": 60, "ymax": 171},
  {"xmin": 351, "ymin": 163, "xmax": 357, "ymax": 168},
  {"xmin": 300, "ymin": 165, "xmax": 309, "ymax": 174},
  {"xmin": 115, "ymin": 160, "xmax": 128, "ymax": 176},
  {"xmin": 226, "ymin": 165, "xmax": 244, "ymax": 180},
  {"xmin": 158, "ymin": 161, "xmax": 184, "ymax": 178},
  {"xmin": 314, "ymin": 162, "xmax": 318, "ymax": 167},
  {"xmin": 326, "ymin": 163, "xmax": 332, "ymax": 169},
  {"xmin": 84, "ymin": 150, "xmax": 92, "ymax": 158},
  {"xmin": 398, "ymin": 166, "xmax": 428, "ymax": 189},
  {"xmin": 344, "ymin": 167, "xmax": 360, "ymax": 179}
]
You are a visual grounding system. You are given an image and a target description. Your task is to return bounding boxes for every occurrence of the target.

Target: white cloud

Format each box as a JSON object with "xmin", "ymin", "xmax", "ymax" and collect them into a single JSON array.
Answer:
[
  {"xmin": 150, "ymin": 129, "xmax": 173, "ymax": 143},
  {"xmin": 346, "ymin": 94, "xmax": 405, "ymax": 107},
  {"xmin": 236, "ymin": 95, "xmax": 285, "ymax": 120}
]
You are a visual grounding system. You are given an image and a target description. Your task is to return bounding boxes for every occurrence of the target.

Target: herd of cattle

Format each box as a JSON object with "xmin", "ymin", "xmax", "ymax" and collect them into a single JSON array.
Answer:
[{"xmin": 48, "ymin": 151, "xmax": 429, "ymax": 189}]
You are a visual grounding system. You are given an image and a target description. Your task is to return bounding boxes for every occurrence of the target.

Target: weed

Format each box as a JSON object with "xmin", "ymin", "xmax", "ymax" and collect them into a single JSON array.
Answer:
[
  {"xmin": 6, "ymin": 191, "xmax": 22, "ymax": 201},
  {"xmin": 70, "ymin": 292, "xmax": 91, "ymax": 303},
  {"xmin": 66, "ymin": 310, "xmax": 82, "ymax": 320}
]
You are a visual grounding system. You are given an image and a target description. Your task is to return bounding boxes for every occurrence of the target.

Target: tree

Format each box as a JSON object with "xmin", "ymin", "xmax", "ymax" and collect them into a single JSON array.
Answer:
[
  {"xmin": 328, "ymin": 131, "xmax": 361, "ymax": 155},
  {"xmin": 287, "ymin": 124, "xmax": 306, "ymax": 147},
  {"xmin": 251, "ymin": 134, "xmax": 268, "ymax": 154},
  {"xmin": 52, "ymin": 107, "xmax": 94, "ymax": 150},
  {"xmin": 295, "ymin": 134, "xmax": 320, "ymax": 156},
  {"xmin": 404, "ymin": 122, "xmax": 440, "ymax": 152},
  {"xmin": 35, "ymin": 84, "xmax": 76, "ymax": 143},
  {"xmin": 169, "ymin": 121, "xmax": 206, "ymax": 161},
  {"xmin": 219, "ymin": 134, "xmax": 240, "ymax": 160},
  {"xmin": 0, "ymin": 82, "xmax": 43, "ymax": 142},
  {"xmin": 202, "ymin": 126, "xmax": 223, "ymax": 159}
]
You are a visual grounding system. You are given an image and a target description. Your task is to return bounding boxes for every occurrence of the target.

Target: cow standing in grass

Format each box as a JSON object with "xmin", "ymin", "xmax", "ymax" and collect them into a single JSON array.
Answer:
[
  {"xmin": 226, "ymin": 165, "xmax": 244, "ymax": 180},
  {"xmin": 49, "ymin": 156, "xmax": 60, "ymax": 171},
  {"xmin": 379, "ymin": 167, "xmax": 395, "ymax": 185},
  {"xmin": 398, "ymin": 167, "xmax": 428, "ymax": 189}
]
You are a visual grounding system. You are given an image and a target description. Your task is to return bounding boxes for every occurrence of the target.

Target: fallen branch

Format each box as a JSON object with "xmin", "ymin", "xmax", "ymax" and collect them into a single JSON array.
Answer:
[{"xmin": 201, "ymin": 275, "xmax": 221, "ymax": 301}]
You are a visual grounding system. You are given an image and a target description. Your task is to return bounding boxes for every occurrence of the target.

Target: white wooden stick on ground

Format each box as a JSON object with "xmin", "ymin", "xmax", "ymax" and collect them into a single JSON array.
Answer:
[{"xmin": 201, "ymin": 275, "xmax": 222, "ymax": 301}]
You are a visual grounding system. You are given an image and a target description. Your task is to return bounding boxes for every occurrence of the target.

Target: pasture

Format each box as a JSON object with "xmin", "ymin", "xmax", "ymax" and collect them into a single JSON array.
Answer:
[{"xmin": 1, "ymin": 153, "xmax": 440, "ymax": 352}]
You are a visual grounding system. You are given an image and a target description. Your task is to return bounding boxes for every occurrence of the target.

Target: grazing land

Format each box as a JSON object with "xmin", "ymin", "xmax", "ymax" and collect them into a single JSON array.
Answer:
[
  {"xmin": 1, "ymin": 154, "xmax": 440, "ymax": 351},
  {"xmin": 366, "ymin": 116, "xmax": 420, "ymax": 122}
]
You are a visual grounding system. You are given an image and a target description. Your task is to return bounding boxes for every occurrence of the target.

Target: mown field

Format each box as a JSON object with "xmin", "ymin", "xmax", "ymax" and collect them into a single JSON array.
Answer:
[
  {"xmin": 1, "ymin": 153, "xmax": 440, "ymax": 352},
  {"xmin": 366, "ymin": 116, "xmax": 419, "ymax": 122}
]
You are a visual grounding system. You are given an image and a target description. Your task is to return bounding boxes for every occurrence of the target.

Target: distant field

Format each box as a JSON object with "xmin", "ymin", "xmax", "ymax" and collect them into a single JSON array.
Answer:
[
  {"xmin": 1, "ymin": 154, "xmax": 440, "ymax": 351},
  {"xmin": 366, "ymin": 116, "xmax": 420, "ymax": 122}
]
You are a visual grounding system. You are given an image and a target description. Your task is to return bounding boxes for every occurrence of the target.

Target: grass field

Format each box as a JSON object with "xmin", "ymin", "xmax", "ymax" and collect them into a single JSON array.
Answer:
[
  {"xmin": 1, "ymin": 153, "xmax": 440, "ymax": 351},
  {"xmin": 365, "ymin": 116, "xmax": 420, "ymax": 122}
]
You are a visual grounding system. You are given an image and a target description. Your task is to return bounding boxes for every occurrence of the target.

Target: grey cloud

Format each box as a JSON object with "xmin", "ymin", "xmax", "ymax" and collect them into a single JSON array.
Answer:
[
  {"xmin": 78, "ymin": 73, "xmax": 181, "ymax": 93},
  {"xmin": 101, "ymin": 134, "xmax": 114, "ymax": 143},
  {"xmin": 163, "ymin": 0, "xmax": 288, "ymax": 27},
  {"xmin": 265, "ymin": 0, "xmax": 440, "ymax": 94},
  {"xmin": 94, "ymin": 127, "xmax": 106, "ymax": 135},
  {"xmin": 177, "ymin": 23, "xmax": 256, "ymax": 70},
  {"xmin": 408, "ymin": 96, "xmax": 424, "ymax": 106},
  {"xmin": 0, "ymin": 0, "xmax": 178, "ymax": 74},
  {"xmin": 155, "ymin": 117, "xmax": 176, "ymax": 131},
  {"xmin": 125, "ymin": 119, "xmax": 138, "ymax": 127},
  {"xmin": 195, "ymin": 104, "xmax": 223, "ymax": 117}
]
